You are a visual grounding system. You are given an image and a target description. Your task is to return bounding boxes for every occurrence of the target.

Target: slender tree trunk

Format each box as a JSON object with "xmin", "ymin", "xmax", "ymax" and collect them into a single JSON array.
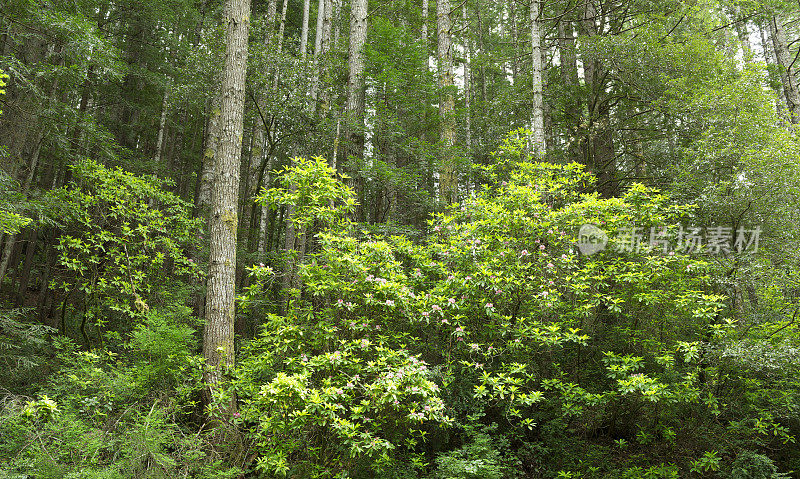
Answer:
[
  {"xmin": 463, "ymin": 2, "xmax": 472, "ymax": 156},
  {"xmin": 437, "ymin": 0, "xmax": 457, "ymax": 203},
  {"xmin": 203, "ymin": 0, "xmax": 250, "ymax": 403},
  {"xmin": 558, "ymin": 16, "xmax": 581, "ymax": 162},
  {"xmin": 319, "ymin": 0, "xmax": 334, "ymax": 112},
  {"xmin": 581, "ymin": 0, "xmax": 617, "ymax": 197},
  {"xmin": 0, "ymin": 234, "xmax": 16, "ymax": 289},
  {"xmin": 310, "ymin": 0, "xmax": 325, "ymax": 105},
  {"xmin": 510, "ymin": 0, "xmax": 518, "ymax": 82},
  {"xmin": 15, "ymin": 229, "xmax": 36, "ymax": 306},
  {"xmin": 300, "ymin": 0, "xmax": 311, "ymax": 60},
  {"xmin": 267, "ymin": 0, "xmax": 278, "ymax": 27},
  {"xmin": 257, "ymin": 161, "xmax": 274, "ymax": 255},
  {"xmin": 333, "ymin": 0, "xmax": 342, "ymax": 48},
  {"xmin": 733, "ymin": 8, "xmax": 752, "ymax": 62},
  {"xmin": 422, "ymin": 0, "xmax": 429, "ymax": 41},
  {"xmin": 154, "ymin": 82, "xmax": 170, "ymax": 164},
  {"xmin": 268, "ymin": 0, "xmax": 291, "ymax": 102},
  {"xmin": 769, "ymin": 14, "xmax": 800, "ymax": 123},
  {"xmin": 759, "ymin": 21, "xmax": 784, "ymax": 115},
  {"xmin": 530, "ymin": 0, "xmax": 545, "ymax": 156}
]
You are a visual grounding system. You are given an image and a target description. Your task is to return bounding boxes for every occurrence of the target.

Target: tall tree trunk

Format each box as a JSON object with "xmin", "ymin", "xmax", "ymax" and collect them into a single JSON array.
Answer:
[
  {"xmin": 733, "ymin": 8, "xmax": 752, "ymax": 63},
  {"xmin": 300, "ymin": 0, "xmax": 311, "ymax": 60},
  {"xmin": 0, "ymin": 234, "xmax": 16, "ymax": 288},
  {"xmin": 758, "ymin": 21, "xmax": 784, "ymax": 115},
  {"xmin": 310, "ymin": 0, "xmax": 325, "ymax": 104},
  {"xmin": 153, "ymin": 82, "xmax": 170, "ymax": 165},
  {"xmin": 197, "ymin": 93, "xmax": 221, "ymax": 215},
  {"xmin": 271, "ymin": 0, "xmax": 290, "ymax": 92},
  {"xmin": 463, "ymin": 2, "xmax": 472, "ymax": 161},
  {"xmin": 422, "ymin": 0, "xmax": 429, "ymax": 41},
  {"xmin": 333, "ymin": 0, "xmax": 342, "ymax": 48},
  {"xmin": 203, "ymin": 0, "xmax": 250, "ymax": 403},
  {"xmin": 530, "ymin": 0, "xmax": 545, "ymax": 156},
  {"xmin": 510, "ymin": 0, "xmax": 518, "ymax": 82},
  {"xmin": 345, "ymin": 0, "xmax": 368, "ymax": 220},
  {"xmin": 319, "ymin": 0, "xmax": 334, "ymax": 112},
  {"xmin": 267, "ymin": 0, "xmax": 278, "ymax": 27},
  {"xmin": 558, "ymin": 15, "xmax": 581, "ymax": 162},
  {"xmin": 15, "ymin": 228, "xmax": 36, "ymax": 307},
  {"xmin": 581, "ymin": 0, "xmax": 617, "ymax": 197},
  {"xmin": 769, "ymin": 14, "xmax": 800, "ymax": 123},
  {"xmin": 437, "ymin": 0, "xmax": 456, "ymax": 203}
]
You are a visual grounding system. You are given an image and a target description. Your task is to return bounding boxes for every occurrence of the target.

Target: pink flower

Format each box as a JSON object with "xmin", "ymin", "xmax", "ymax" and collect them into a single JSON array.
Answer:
[
  {"xmin": 432, "ymin": 304, "xmax": 442, "ymax": 311},
  {"xmin": 448, "ymin": 297, "xmax": 456, "ymax": 304},
  {"xmin": 539, "ymin": 244, "xmax": 546, "ymax": 250},
  {"xmin": 561, "ymin": 254, "xmax": 568, "ymax": 260},
  {"xmin": 422, "ymin": 311, "xmax": 430, "ymax": 317},
  {"xmin": 455, "ymin": 327, "xmax": 463, "ymax": 332},
  {"xmin": 486, "ymin": 303, "xmax": 493, "ymax": 308},
  {"xmin": 520, "ymin": 249, "xmax": 530, "ymax": 256},
  {"xmin": 547, "ymin": 263, "xmax": 554, "ymax": 268}
]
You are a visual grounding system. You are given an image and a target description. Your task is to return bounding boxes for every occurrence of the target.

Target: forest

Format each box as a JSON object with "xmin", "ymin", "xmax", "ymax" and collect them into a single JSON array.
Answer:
[{"xmin": 1, "ymin": 0, "xmax": 800, "ymax": 477}]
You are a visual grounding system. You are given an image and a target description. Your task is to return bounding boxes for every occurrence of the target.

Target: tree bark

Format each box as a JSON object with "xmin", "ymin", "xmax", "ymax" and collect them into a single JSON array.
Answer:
[
  {"xmin": 463, "ymin": 2, "xmax": 472, "ymax": 159},
  {"xmin": 437, "ymin": 0, "xmax": 457, "ymax": 203},
  {"xmin": 15, "ymin": 228, "xmax": 36, "ymax": 307},
  {"xmin": 300, "ymin": 0, "xmax": 311, "ymax": 60},
  {"xmin": 345, "ymin": 0, "xmax": 368, "ymax": 219},
  {"xmin": 310, "ymin": 0, "xmax": 325, "ymax": 105},
  {"xmin": 758, "ymin": 21, "xmax": 784, "ymax": 115},
  {"xmin": 153, "ymin": 81, "xmax": 170, "ymax": 165},
  {"xmin": 203, "ymin": 0, "xmax": 250, "ymax": 400},
  {"xmin": 769, "ymin": 14, "xmax": 800, "ymax": 123},
  {"xmin": 422, "ymin": 0, "xmax": 429, "ymax": 41},
  {"xmin": 197, "ymin": 93, "xmax": 221, "ymax": 215},
  {"xmin": 530, "ymin": 0, "xmax": 545, "ymax": 157},
  {"xmin": 581, "ymin": 0, "xmax": 617, "ymax": 197},
  {"xmin": 558, "ymin": 15, "xmax": 581, "ymax": 162}
]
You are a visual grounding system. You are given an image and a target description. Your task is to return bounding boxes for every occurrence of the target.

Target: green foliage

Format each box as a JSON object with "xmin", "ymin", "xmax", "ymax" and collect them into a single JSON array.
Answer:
[
  {"xmin": 52, "ymin": 159, "xmax": 201, "ymax": 343},
  {"xmin": 258, "ymin": 156, "xmax": 356, "ymax": 229},
  {"xmin": 0, "ymin": 306, "xmax": 224, "ymax": 478},
  {"xmin": 431, "ymin": 419, "xmax": 517, "ymax": 479},
  {"xmin": 230, "ymin": 132, "xmax": 800, "ymax": 476},
  {"xmin": 0, "ymin": 308, "xmax": 56, "ymax": 392},
  {"xmin": 235, "ymin": 313, "xmax": 450, "ymax": 478}
]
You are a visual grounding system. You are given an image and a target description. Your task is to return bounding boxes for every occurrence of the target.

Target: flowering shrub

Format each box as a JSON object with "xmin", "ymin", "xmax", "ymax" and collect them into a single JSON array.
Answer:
[{"xmin": 234, "ymin": 134, "xmax": 797, "ymax": 476}]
